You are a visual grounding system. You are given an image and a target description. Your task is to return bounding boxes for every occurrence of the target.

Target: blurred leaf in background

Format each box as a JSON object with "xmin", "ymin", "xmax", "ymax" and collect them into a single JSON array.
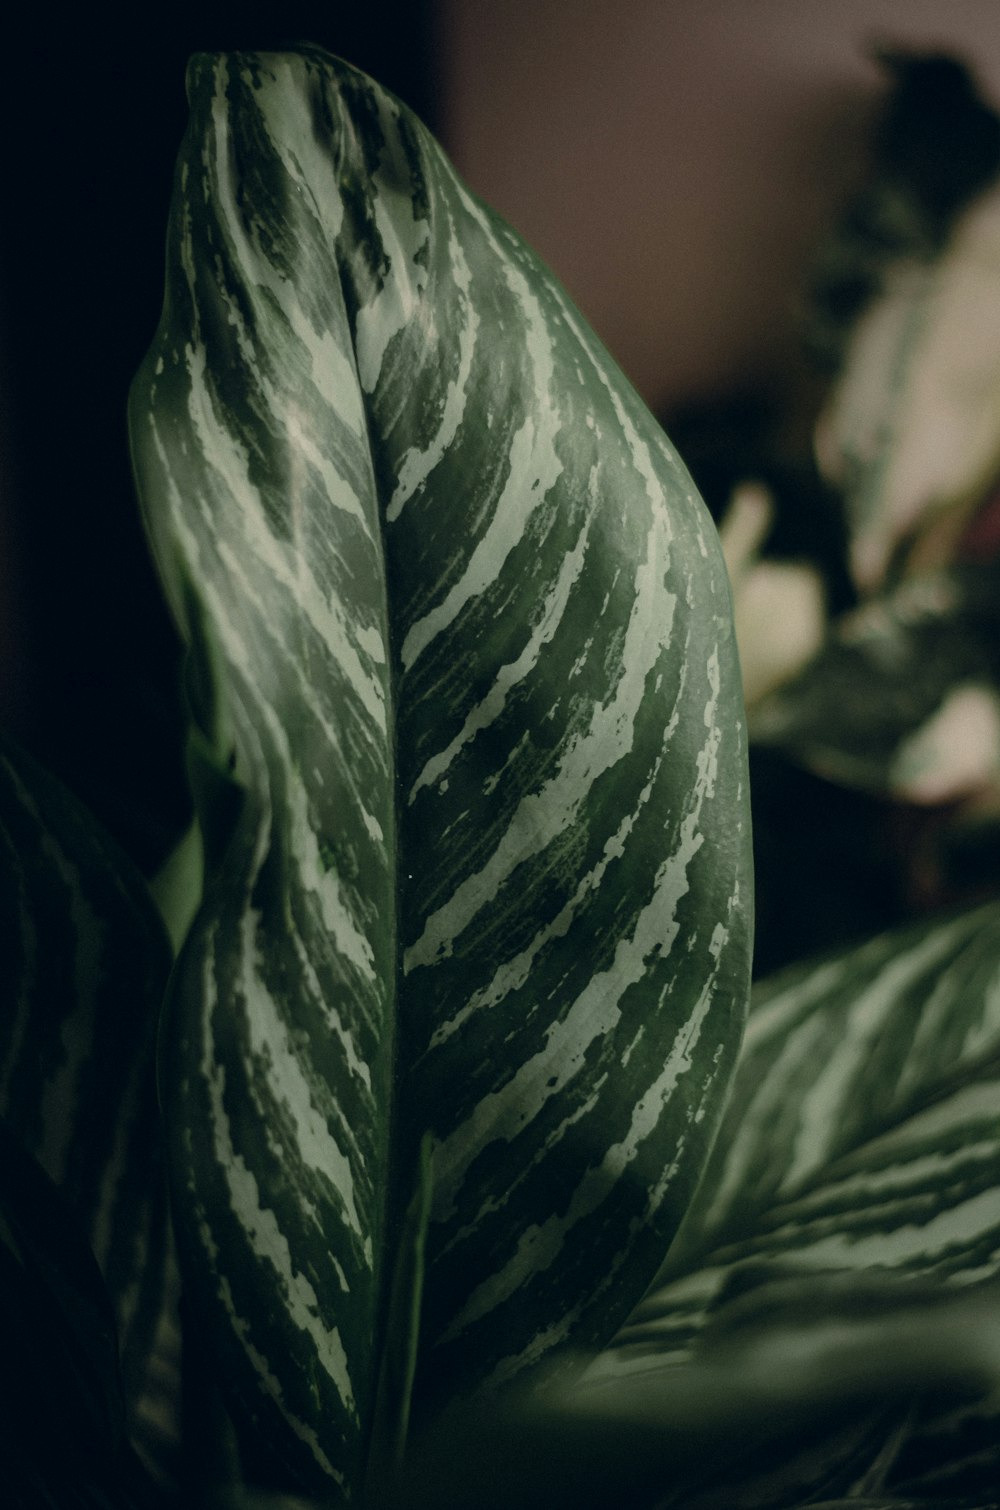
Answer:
[{"xmin": 672, "ymin": 49, "xmax": 1000, "ymax": 976}]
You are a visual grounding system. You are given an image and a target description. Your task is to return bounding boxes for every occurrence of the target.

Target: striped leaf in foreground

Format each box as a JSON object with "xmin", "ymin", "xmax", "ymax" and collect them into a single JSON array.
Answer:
[
  {"xmin": 0, "ymin": 738, "xmax": 175, "ymax": 1463},
  {"xmin": 129, "ymin": 44, "xmax": 752, "ymax": 1495}
]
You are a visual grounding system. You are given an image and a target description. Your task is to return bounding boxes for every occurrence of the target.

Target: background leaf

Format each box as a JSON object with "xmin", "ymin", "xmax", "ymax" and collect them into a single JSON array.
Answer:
[
  {"xmin": 392, "ymin": 1273, "xmax": 1000, "ymax": 1510},
  {"xmin": 815, "ymin": 179, "xmax": 1000, "ymax": 596},
  {"xmin": 750, "ymin": 566, "xmax": 1000, "ymax": 802},
  {"xmin": 0, "ymin": 1116, "xmax": 161, "ymax": 1508},
  {"xmin": 589, "ymin": 900, "xmax": 1000, "ymax": 1505},
  {"xmin": 0, "ymin": 737, "xmax": 177, "ymax": 1479},
  {"xmin": 129, "ymin": 44, "xmax": 753, "ymax": 1495},
  {"xmin": 656, "ymin": 897, "xmax": 1000, "ymax": 1284}
]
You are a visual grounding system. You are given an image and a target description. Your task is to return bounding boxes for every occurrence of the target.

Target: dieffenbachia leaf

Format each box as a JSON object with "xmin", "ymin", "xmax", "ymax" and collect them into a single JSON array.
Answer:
[
  {"xmin": 592, "ymin": 900, "xmax": 1000, "ymax": 1505},
  {"xmin": 0, "ymin": 738, "xmax": 176, "ymax": 1472},
  {"xmin": 647, "ymin": 1271, "xmax": 1000, "ymax": 1510},
  {"xmin": 128, "ymin": 45, "xmax": 752, "ymax": 1496}
]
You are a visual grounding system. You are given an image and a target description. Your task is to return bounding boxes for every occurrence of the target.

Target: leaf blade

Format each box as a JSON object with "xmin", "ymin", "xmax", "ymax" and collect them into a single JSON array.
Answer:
[{"xmin": 130, "ymin": 46, "xmax": 753, "ymax": 1493}]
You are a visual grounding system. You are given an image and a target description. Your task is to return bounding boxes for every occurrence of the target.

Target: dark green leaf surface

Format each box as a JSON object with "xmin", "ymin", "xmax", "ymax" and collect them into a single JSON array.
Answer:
[
  {"xmin": 129, "ymin": 46, "xmax": 752, "ymax": 1494},
  {"xmin": 0, "ymin": 1116, "xmax": 163, "ymax": 1508},
  {"xmin": 0, "ymin": 1122, "xmax": 122, "ymax": 1484},
  {"xmin": 0, "ymin": 739, "xmax": 175, "ymax": 1460}
]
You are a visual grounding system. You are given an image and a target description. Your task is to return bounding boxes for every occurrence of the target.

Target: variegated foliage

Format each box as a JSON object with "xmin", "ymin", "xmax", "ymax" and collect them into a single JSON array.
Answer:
[
  {"xmin": 0, "ymin": 739, "xmax": 176, "ymax": 1477},
  {"xmin": 815, "ymin": 183, "xmax": 1000, "ymax": 597},
  {"xmin": 592, "ymin": 899, "xmax": 1000, "ymax": 1507},
  {"xmin": 128, "ymin": 46, "xmax": 752, "ymax": 1496}
]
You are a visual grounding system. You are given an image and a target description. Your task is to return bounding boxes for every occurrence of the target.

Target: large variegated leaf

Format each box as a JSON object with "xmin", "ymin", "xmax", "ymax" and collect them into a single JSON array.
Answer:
[
  {"xmin": 128, "ymin": 45, "xmax": 752, "ymax": 1496},
  {"xmin": 0, "ymin": 738, "xmax": 176, "ymax": 1472}
]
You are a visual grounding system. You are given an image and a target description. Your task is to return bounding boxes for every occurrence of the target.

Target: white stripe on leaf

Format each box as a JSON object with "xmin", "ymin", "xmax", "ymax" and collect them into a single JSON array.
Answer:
[
  {"xmin": 202, "ymin": 946, "xmax": 359, "ymax": 1416},
  {"xmin": 431, "ymin": 649, "xmax": 725, "ymax": 1221}
]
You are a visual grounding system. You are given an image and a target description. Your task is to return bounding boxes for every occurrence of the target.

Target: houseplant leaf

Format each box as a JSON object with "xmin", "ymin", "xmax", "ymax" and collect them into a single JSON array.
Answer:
[
  {"xmin": 814, "ymin": 180, "xmax": 1000, "ymax": 595},
  {"xmin": 0, "ymin": 737, "xmax": 176, "ymax": 1472},
  {"xmin": 592, "ymin": 899, "xmax": 1000, "ymax": 1505},
  {"xmin": 128, "ymin": 44, "xmax": 752, "ymax": 1495},
  {"xmin": 657, "ymin": 896, "xmax": 1000, "ymax": 1283}
]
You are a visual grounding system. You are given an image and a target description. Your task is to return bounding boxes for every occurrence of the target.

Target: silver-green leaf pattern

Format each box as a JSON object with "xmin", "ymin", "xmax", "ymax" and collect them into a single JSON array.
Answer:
[
  {"xmin": 592, "ymin": 901, "xmax": 1000, "ymax": 1506},
  {"xmin": 662, "ymin": 898, "xmax": 1000, "ymax": 1289},
  {"xmin": 129, "ymin": 46, "xmax": 752, "ymax": 1494}
]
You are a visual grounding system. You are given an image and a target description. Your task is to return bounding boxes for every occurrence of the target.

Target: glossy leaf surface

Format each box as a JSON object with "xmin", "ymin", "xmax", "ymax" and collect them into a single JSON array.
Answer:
[{"xmin": 129, "ymin": 45, "xmax": 752, "ymax": 1494}]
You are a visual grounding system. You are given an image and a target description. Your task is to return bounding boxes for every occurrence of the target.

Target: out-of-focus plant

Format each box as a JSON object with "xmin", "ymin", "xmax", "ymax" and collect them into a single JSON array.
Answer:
[
  {"xmin": 690, "ymin": 50, "xmax": 1000, "ymax": 973},
  {"xmin": 753, "ymin": 60, "xmax": 1000, "ymax": 820},
  {"xmin": 0, "ymin": 42, "xmax": 998, "ymax": 1510}
]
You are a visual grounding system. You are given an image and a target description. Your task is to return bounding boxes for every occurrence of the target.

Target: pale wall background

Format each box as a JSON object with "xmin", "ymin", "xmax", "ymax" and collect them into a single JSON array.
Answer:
[{"xmin": 439, "ymin": 0, "xmax": 1000, "ymax": 414}]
